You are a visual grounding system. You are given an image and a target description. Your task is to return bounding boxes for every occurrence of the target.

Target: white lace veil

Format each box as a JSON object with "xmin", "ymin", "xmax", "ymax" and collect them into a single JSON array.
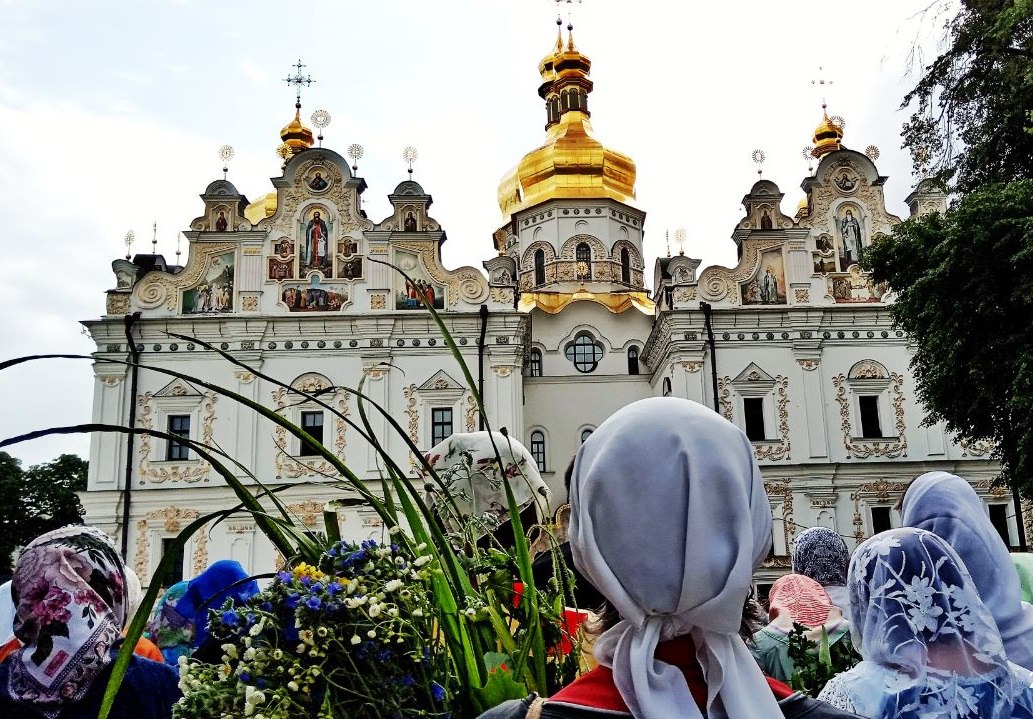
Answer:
[
  {"xmin": 838, "ymin": 527, "xmax": 1033, "ymax": 719},
  {"xmin": 568, "ymin": 397, "xmax": 783, "ymax": 719}
]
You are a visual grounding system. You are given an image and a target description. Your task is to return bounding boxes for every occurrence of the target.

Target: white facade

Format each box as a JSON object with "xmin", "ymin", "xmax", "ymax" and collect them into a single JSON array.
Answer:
[{"xmin": 81, "ymin": 53, "xmax": 1029, "ymax": 593}]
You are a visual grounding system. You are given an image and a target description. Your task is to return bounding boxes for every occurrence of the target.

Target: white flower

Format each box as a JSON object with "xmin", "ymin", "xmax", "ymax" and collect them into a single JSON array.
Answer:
[
  {"xmin": 350, "ymin": 634, "xmax": 362, "ymax": 645},
  {"xmin": 249, "ymin": 619, "xmax": 265, "ymax": 637},
  {"xmin": 297, "ymin": 643, "xmax": 307, "ymax": 654},
  {"xmin": 412, "ymin": 608, "xmax": 424, "ymax": 617},
  {"xmin": 385, "ymin": 579, "xmax": 403, "ymax": 592},
  {"xmin": 287, "ymin": 681, "xmax": 300, "ymax": 692},
  {"xmin": 369, "ymin": 603, "xmax": 383, "ymax": 618},
  {"xmin": 367, "ymin": 629, "xmax": 377, "ymax": 638},
  {"xmin": 906, "ymin": 602, "xmax": 943, "ymax": 633},
  {"xmin": 414, "ymin": 555, "xmax": 432, "ymax": 567}
]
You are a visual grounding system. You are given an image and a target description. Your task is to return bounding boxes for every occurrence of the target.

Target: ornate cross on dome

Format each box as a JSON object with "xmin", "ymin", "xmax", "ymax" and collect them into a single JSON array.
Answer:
[{"xmin": 283, "ymin": 59, "xmax": 315, "ymax": 104}]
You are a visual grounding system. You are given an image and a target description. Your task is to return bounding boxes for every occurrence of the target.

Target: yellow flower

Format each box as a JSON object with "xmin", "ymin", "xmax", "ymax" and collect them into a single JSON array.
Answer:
[{"xmin": 292, "ymin": 563, "xmax": 327, "ymax": 582}]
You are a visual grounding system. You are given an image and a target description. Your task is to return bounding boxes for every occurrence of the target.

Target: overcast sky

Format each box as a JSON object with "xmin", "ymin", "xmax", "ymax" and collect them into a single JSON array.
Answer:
[{"xmin": 0, "ymin": 0, "xmax": 948, "ymax": 465}]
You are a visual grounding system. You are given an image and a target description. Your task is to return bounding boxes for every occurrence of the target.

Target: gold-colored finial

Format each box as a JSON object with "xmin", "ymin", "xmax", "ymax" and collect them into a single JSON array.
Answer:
[{"xmin": 279, "ymin": 60, "xmax": 316, "ymax": 161}]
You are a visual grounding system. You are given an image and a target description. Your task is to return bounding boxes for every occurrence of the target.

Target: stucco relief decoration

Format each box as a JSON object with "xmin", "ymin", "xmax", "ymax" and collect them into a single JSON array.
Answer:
[
  {"xmin": 796, "ymin": 358, "xmax": 820, "ymax": 371},
  {"xmin": 136, "ymin": 242, "xmax": 236, "ymax": 311},
  {"xmin": 973, "ymin": 479, "xmax": 1010, "ymax": 499},
  {"xmin": 717, "ymin": 377, "xmax": 733, "ymax": 422},
  {"xmin": 832, "ymin": 372, "xmax": 907, "ymax": 459},
  {"xmin": 403, "ymin": 384, "xmax": 419, "ymax": 470},
  {"xmin": 698, "ymin": 239, "xmax": 784, "ymax": 303},
  {"xmin": 233, "ymin": 370, "xmax": 256, "ymax": 384},
  {"xmin": 851, "ymin": 361, "xmax": 886, "ymax": 380},
  {"xmin": 370, "ymin": 293, "xmax": 387, "ymax": 310},
  {"xmin": 680, "ymin": 361, "xmax": 703, "ymax": 373},
  {"xmin": 850, "ymin": 480, "xmax": 908, "ymax": 544},
  {"xmin": 794, "ymin": 288, "xmax": 810, "ymax": 303},
  {"xmin": 762, "ymin": 481, "xmax": 794, "ymax": 567},
  {"xmin": 136, "ymin": 390, "xmax": 218, "ymax": 484},
  {"xmin": 674, "ymin": 287, "xmax": 696, "ymax": 303},
  {"xmin": 106, "ymin": 293, "xmax": 131, "ymax": 315},
  {"xmin": 464, "ymin": 393, "xmax": 478, "ymax": 432},
  {"xmin": 960, "ymin": 437, "xmax": 995, "ymax": 458},
  {"xmin": 271, "ymin": 374, "xmax": 350, "ymax": 479},
  {"xmin": 490, "ymin": 287, "xmax": 514, "ymax": 304},
  {"xmin": 133, "ymin": 507, "xmax": 208, "ymax": 579},
  {"xmin": 287, "ymin": 500, "xmax": 326, "ymax": 528},
  {"xmin": 754, "ymin": 376, "xmax": 791, "ymax": 461},
  {"xmin": 240, "ymin": 295, "xmax": 259, "ymax": 312}
]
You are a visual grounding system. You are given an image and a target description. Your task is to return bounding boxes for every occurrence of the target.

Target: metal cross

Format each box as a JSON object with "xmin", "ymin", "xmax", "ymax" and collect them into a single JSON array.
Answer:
[{"xmin": 283, "ymin": 59, "xmax": 315, "ymax": 104}]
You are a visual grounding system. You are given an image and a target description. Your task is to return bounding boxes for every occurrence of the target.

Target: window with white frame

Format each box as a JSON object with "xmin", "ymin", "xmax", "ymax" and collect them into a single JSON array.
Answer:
[
  {"xmin": 564, "ymin": 331, "xmax": 603, "ymax": 373},
  {"xmin": 299, "ymin": 410, "xmax": 325, "ymax": 456},
  {"xmin": 431, "ymin": 407, "xmax": 454, "ymax": 447},
  {"xmin": 530, "ymin": 430, "xmax": 547, "ymax": 471},
  {"xmin": 529, "ymin": 348, "xmax": 543, "ymax": 377},
  {"xmin": 845, "ymin": 361, "xmax": 896, "ymax": 439},
  {"xmin": 742, "ymin": 397, "xmax": 766, "ymax": 441},
  {"xmin": 870, "ymin": 505, "xmax": 894, "ymax": 535},
  {"xmin": 166, "ymin": 415, "xmax": 191, "ymax": 461},
  {"xmin": 729, "ymin": 364, "xmax": 779, "ymax": 443}
]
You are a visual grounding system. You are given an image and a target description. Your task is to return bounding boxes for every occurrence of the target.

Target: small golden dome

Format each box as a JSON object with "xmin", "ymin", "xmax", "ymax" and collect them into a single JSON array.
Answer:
[
  {"xmin": 280, "ymin": 102, "xmax": 314, "ymax": 155},
  {"xmin": 795, "ymin": 195, "xmax": 810, "ymax": 218},
  {"xmin": 811, "ymin": 107, "xmax": 843, "ymax": 158},
  {"xmin": 244, "ymin": 191, "xmax": 277, "ymax": 225},
  {"xmin": 498, "ymin": 25, "xmax": 636, "ymax": 218}
]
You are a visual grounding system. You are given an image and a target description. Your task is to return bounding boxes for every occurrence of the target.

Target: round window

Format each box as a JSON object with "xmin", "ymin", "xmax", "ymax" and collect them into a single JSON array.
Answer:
[{"xmin": 564, "ymin": 332, "xmax": 603, "ymax": 373}]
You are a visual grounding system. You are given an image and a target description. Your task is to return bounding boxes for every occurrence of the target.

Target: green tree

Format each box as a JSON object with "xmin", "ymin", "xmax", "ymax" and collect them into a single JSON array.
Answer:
[
  {"xmin": 903, "ymin": 0, "xmax": 1033, "ymax": 190},
  {"xmin": 865, "ymin": 181, "xmax": 1033, "ymax": 493},
  {"xmin": 0, "ymin": 452, "xmax": 87, "ymax": 578}
]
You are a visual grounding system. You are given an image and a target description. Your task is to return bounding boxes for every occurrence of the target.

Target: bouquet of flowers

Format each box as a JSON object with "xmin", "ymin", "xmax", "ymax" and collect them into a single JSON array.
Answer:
[{"xmin": 174, "ymin": 539, "xmax": 452, "ymax": 719}]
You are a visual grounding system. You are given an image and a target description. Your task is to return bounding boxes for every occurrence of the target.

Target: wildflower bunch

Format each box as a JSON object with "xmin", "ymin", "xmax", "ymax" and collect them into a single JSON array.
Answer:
[{"xmin": 173, "ymin": 539, "xmax": 451, "ymax": 719}]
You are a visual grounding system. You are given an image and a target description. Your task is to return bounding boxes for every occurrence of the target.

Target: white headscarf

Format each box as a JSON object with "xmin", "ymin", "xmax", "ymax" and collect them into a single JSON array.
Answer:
[
  {"xmin": 423, "ymin": 431, "xmax": 552, "ymax": 536},
  {"xmin": 568, "ymin": 397, "xmax": 782, "ymax": 719},
  {"xmin": 902, "ymin": 471, "xmax": 1033, "ymax": 670},
  {"xmin": 825, "ymin": 527, "xmax": 1033, "ymax": 719},
  {"xmin": 0, "ymin": 580, "xmax": 13, "ymax": 643}
]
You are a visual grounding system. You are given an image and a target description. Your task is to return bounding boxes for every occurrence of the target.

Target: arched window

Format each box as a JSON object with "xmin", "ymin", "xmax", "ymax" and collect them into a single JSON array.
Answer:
[
  {"xmin": 580, "ymin": 428, "xmax": 594, "ymax": 444},
  {"xmin": 575, "ymin": 242, "xmax": 592, "ymax": 279},
  {"xmin": 662, "ymin": 377, "xmax": 672, "ymax": 397},
  {"xmin": 534, "ymin": 248, "xmax": 546, "ymax": 286},
  {"xmin": 564, "ymin": 331, "xmax": 603, "ymax": 373},
  {"xmin": 530, "ymin": 430, "xmax": 546, "ymax": 470},
  {"xmin": 627, "ymin": 346, "xmax": 640, "ymax": 375},
  {"xmin": 529, "ymin": 348, "xmax": 543, "ymax": 377},
  {"xmin": 621, "ymin": 247, "xmax": 631, "ymax": 284}
]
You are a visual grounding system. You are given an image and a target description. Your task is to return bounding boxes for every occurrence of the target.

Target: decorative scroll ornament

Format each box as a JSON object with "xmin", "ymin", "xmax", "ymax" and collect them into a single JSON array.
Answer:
[
  {"xmin": 850, "ymin": 479, "xmax": 909, "ymax": 543},
  {"xmin": 271, "ymin": 382, "xmax": 350, "ymax": 479},
  {"xmin": 287, "ymin": 500, "xmax": 326, "ymax": 527},
  {"xmin": 134, "ymin": 507, "xmax": 208, "ymax": 579},
  {"xmin": 761, "ymin": 480, "xmax": 794, "ymax": 568},
  {"xmin": 832, "ymin": 372, "xmax": 907, "ymax": 459},
  {"xmin": 135, "ymin": 243, "xmax": 237, "ymax": 311},
  {"xmin": 754, "ymin": 376, "xmax": 791, "ymax": 461},
  {"xmin": 136, "ymin": 391, "xmax": 218, "ymax": 484},
  {"xmin": 403, "ymin": 384, "xmax": 420, "ymax": 470}
]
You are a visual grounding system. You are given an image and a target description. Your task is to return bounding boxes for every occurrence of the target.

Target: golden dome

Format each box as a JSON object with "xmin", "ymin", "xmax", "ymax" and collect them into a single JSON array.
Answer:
[
  {"xmin": 280, "ymin": 102, "xmax": 314, "ymax": 155},
  {"xmin": 795, "ymin": 195, "xmax": 810, "ymax": 218},
  {"xmin": 811, "ymin": 107, "xmax": 843, "ymax": 158},
  {"xmin": 498, "ymin": 24, "xmax": 636, "ymax": 218},
  {"xmin": 244, "ymin": 191, "xmax": 277, "ymax": 225}
]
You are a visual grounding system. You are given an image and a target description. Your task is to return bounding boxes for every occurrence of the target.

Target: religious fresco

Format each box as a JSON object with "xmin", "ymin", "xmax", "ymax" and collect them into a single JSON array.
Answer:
[
  {"xmin": 338, "ymin": 255, "xmax": 363, "ymax": 280},
  {"xmin": 182, "ymin": 251, "xmax": 235, "ymax": 314},
  {"xmin": 828, "ymin": 265, "xmax": 888, "ymax": 303},
  {"xmin": 300, "ymin": 206, "xmax": 333, "ymax": 277},
  {"xmin": 281, "ymin": 275, "xmax": 348, "ymax": 312},
  {"xmin": 813, "ymin": 233, "xmax": 837, "ymax": 274},
  {"xmin": 837, "ymin": 204, "xmax": 865, "ymax": 269},
  {"xmin": 394, "ymin": 250, "xmax": 444, "ymax": 310},
  {"xmin": 740, "ymin": 250, "xmax": 786, "ymax": 305}
]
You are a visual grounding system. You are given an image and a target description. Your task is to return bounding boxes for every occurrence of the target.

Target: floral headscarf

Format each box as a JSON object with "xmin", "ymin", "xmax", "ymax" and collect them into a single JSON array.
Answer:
[
  {"xmin": 4, "ymin": 526, "xmax": 128, "ymax": 719},
  {"xmin": 423, "ymin": 431, "xmax": 552, "ymax": 536},
  {"xmin": 902, "ymin": 471, "xmax": 1033, "ymax": 670},
  {"xmin": 767, "ymin": 574, "xmax": 834, "ymax": 629},
  {"xmin": 821, "ymin": 527, "xmax": 1033, "ymax": 719},
  {"xmin": 791, "ymin": 526, "xmax": 850, "ymax": 587},
  {"xmin": 145, "ymin": 581, "xmax": 193, "ymax": 666}
]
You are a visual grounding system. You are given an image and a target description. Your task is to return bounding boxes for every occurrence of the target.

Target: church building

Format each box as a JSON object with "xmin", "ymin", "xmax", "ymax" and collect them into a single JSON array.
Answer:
[{"xmin": 80, "ymin": 21, "xmax": 1025, "ymax": 592}]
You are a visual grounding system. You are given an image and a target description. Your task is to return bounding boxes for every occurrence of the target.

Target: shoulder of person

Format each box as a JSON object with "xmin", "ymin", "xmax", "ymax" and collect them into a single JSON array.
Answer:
[
  {"xmin": 477, "ymin": 695, "xmax": 539, "ymax": 719},
  {"xmin": 779, "ymin": 692, "xmax": 864, "ymax": 719}
]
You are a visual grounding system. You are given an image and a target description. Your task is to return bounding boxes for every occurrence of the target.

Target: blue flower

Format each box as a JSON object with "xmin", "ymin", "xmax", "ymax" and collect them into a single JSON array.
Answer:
[
  {"xmin": 377, "ymin": 648, "xmax": 392, "ymax": 662},
  {"xmin": 326, "ymin": 582, "xmax": 343, "ymax": 596},
  {"xmin": 399, "ymin": 674, "xmax": 416, "ymax": 687},
  {"xmin": 221, "ymin": 610, "xmax": 240, "ymax": 626},
  {"xmin": 310, "ymin": 582, "xmax": 323, "ymax": 593},
  {"xmin": 255, "ymin": 677, "xmax": 267, "ymax": 689},
  {"xmin": 276, "ymin": 571, "xmax": 292, "ymax": 583},
  {"xmin": 239, "ymin": 671, "xmax": 251, "ymax": 683},
  {"xmin": 284, "ymin": 593, "xmax": 300, "ymax": 610},
  {"xmin": 431, "ymin": 682, "xmax": 445, "ymax": 702},
  {"xmin": 306, "ymin": 596, "xmax": 322, "ymax": 610},
  {"xmin": 300, "ymin": 576, "xmax": 312, "ymax": 587},
  {"xmin": 260, "ymin": 601, "xmax": 273, "ymax": 612}
]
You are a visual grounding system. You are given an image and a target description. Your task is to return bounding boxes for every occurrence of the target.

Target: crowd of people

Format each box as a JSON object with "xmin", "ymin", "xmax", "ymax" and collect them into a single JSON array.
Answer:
[{"xmin": 1, "ymin": 397, "xmax": 1032, "ymax": 717}]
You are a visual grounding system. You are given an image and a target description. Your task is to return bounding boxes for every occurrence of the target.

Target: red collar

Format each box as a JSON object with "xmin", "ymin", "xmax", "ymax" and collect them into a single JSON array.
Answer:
[{"xmin": 551, "ymin": 636, "xmax": 793, "ymax": 712}]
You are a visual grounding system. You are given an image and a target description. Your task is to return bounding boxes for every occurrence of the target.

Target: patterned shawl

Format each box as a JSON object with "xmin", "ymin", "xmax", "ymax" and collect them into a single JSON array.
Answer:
[
  {"xmin": 767, "ymin": 574, "xmax": 834, "ymax": 629},
  {"xmin": 827, "ymin": 528, "xmax": 1033, "ymax": 719},
  {"xmin": 145, "ymin": 581, "xmax": 193, "ymax": 667},
  {"xmin": 791, "ymin": 526, "xmax": 850, "ymax": 587},
  {"xmin": 4, "ymin": 526, "xmax": 128, "ymax": 719}
]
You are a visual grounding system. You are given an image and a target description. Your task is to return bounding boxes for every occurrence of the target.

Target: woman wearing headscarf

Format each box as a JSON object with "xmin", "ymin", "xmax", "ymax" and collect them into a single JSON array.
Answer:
[
  {"xmin": 1014, "ymin": 554, "xmax": 1033, "ymax": 604},
  {"xmin": 145, "ymin": 581, "xmax": 193, "ymax": 668},
  {"xmin": 817, "ymin": 527, "xmax": 1033, "ymax": 718},
  {"xmin": 753, "ymin": 574, "xmax": 853, "ymax": 683},
  {"xmin": 791, "ymin": 526, "xmax": 853, "ymax": 623},
  {"xmin": 479, "ymin": 397, "xmax": 860, "ymax": 719},
  {"xmin": 0, "ymin": 526, "xmax": 180, "ymax": 719},
  {"xmin": 174, "ymin": 559, "xmax": 258, "ymax": 663},
  {"xmin": 123, "ymin": 567, "xmax": 164, "ymax": 664},
  {"xmin": 901, "ymin": 471, "xmax": 1033, "ymax": 670}
]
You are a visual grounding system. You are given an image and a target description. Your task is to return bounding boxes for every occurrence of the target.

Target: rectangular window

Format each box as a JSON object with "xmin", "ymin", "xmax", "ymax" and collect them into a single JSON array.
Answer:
[
  {"xmin": 529, "ymin": 351, "xmax": 542, "ymax": 377},
  {"xmin": 530, "ymin": 432, "xmax": 546, "ymax": 471},
  {"xmin": 871, "ymin": 506, "xmax": 893, "ymax": 535},
  {"xmin": 300, "ymin": 411, "xmax": 324, "ymax": 456},
  {"xmin": 743, "ymin": 397, "xmax": 766, "ymax": 441},
  {"xmin": 859, "ymin": 395, "xmax": 883, "ymax": 438},
  {"xmin": 432, "ymin": 407, "xmax": 453, "ymax": 447},
  {"xmin": 166, "ymin": 415, "xmax": 190, "ymax": 461},
  {"xmin": 989, "ymin": 503, "xmax": 1012, "ymax": 548},
  {"xmin": 161, "ymin": 537, "xmax": 185, "ymax": 586}
]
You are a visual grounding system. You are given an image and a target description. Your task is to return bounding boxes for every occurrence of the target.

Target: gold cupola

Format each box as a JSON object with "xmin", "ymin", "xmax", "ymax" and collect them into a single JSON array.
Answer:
[
  {"xmin": 497, "ymin": 21, "xmax": 637, "ymax": 218},
  {"xmin": 811, "ymin": 105, "xmax": 844, "ymax": 158},
  {"xmin": 280, "ymin": 100, "xmax": 315, "ymax": 156}
]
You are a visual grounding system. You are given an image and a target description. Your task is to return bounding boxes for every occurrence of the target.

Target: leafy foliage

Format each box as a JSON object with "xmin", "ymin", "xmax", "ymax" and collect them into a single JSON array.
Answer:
[
  {"xmin": 903, "ymin": 0, "xmax": 1033, "ymax": 190},
  {"xmin": 865, "ymin": 180, "xmax": 1033, "ymax": 493},
  {"xmin": 786, "ymin": 623, "xmax": 860, "ymax": 697},
  {"xmin": 0, "ymin": 452, "xmax": 86, "ymax": 578}
]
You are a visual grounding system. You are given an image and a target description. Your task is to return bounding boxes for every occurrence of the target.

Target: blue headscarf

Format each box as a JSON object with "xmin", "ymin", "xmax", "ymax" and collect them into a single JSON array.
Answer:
[{"xmin": 175, "ymin": 560, "xmax": 258, "ymax": 649}]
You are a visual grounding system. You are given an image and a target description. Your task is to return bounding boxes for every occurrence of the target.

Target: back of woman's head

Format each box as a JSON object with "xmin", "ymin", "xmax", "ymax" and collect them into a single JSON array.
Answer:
[
  {"xmin": 768, "ymin": 574, "xmax": 833, "ymax": 628},
  {"xmin": 791, "ymin": 526, "xmax": 849, "ymax": 587},
  {"xmin": 850, "ymin": 527, "xmax": 1006, "ymax": 677}
]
